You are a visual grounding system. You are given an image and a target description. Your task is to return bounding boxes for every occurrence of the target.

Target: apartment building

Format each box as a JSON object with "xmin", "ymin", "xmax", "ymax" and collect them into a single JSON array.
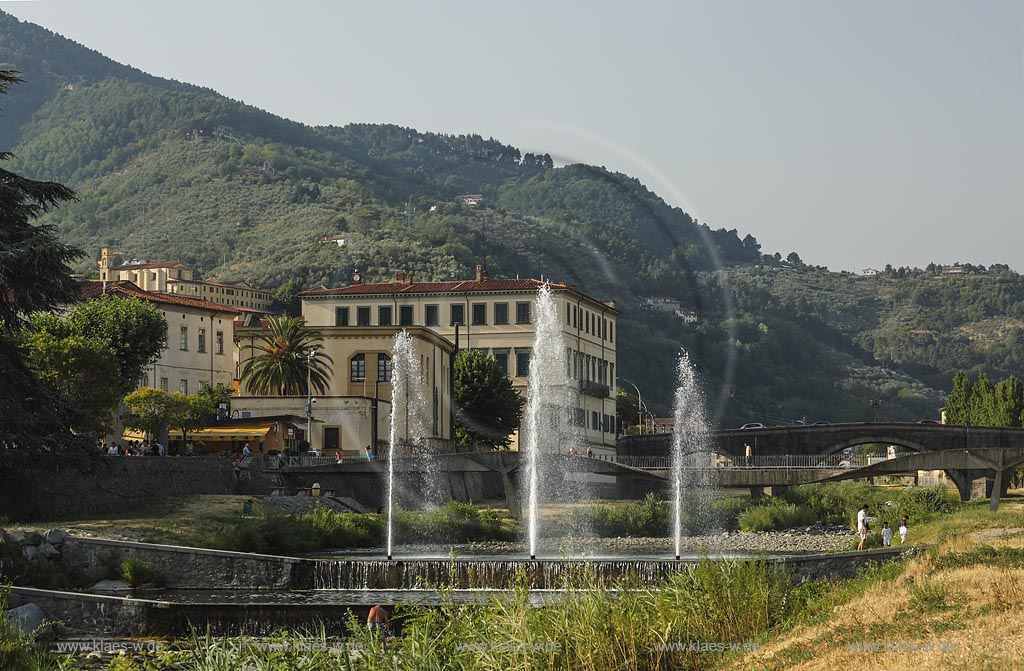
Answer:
[
  {"xmin": 78, "ymin": 280, "xmax": 238, "ymax": 393},
  {"xmin": 97, "ymin": 246, "xmax": 273, "ymax": 312},
  {"xmin": 233, "ymin": 326, "xmax": 454, "ymax": 456},
  {"xmin": 297, "ymin": 266, "xmax": 619, "ymax": 453}
]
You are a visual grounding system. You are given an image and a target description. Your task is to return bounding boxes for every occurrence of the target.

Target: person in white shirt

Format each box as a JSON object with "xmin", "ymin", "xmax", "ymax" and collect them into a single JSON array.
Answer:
[
  {"xmin": 881, "ymin": 521, "xmax": 893, "ymax": 547},
  {"xmin": 899, "ymin": 515, "xmax": 909, "ymax": 544},
  {"xmin": 857, "ymin": 504, "xmax": 870, "ymax": 551}
]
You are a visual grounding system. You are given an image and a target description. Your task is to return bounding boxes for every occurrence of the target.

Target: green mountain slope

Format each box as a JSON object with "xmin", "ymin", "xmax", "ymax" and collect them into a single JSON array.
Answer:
[{"xmin": 3, "ymin": 9, "xmax": 1022, "ymax": 425}]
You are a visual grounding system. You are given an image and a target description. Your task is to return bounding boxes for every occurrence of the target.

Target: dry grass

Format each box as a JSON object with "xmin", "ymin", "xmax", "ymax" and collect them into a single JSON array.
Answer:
[{"xmin": 720, "ymin": 506, "xmax": 1024, "ymax": 671}]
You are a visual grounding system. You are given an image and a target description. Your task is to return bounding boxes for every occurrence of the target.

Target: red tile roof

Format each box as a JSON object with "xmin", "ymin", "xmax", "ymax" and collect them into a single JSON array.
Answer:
[
  {"xmin": 77, "ymin": 281, "xmax": 240, "ymax": 313},
  {"xmin": 298, "ymin": 278, "xmax": 615, "ymax": 310},
  {"xmin": 113, "ymin": 261, "xmax": 188, "ymax": 271}
]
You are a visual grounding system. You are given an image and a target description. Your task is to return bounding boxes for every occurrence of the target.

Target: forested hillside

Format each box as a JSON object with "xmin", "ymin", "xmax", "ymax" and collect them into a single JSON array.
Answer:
[{"xmin": 3, "ymin": 10, "xmax": 1022, "ymax": 426}]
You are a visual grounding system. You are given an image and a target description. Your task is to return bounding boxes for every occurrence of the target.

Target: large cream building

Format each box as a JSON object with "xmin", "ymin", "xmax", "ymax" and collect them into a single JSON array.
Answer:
[
  {"xmin": 78, "ymin": 280, "xmax": 238, "ymax": 393},
  {"xmin": 297, "ymin": 266, "xmax": 620, "ymax": 454},
  {"xmin": 98, "ymin": 246, "xmax": 273, "ymax": 312},
  {"xmin": 233, "ymin": 326, "xmax": 454, "ymax": 457}
]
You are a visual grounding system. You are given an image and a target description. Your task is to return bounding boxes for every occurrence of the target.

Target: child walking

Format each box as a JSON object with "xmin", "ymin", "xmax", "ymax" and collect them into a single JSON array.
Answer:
[
  {"xmin": 898, "ymin": 515, "xmax": 909, "ymax": 544},
  {"xmin": 881, "ymin": 521, "xmax": 893, "ymax": 547}
]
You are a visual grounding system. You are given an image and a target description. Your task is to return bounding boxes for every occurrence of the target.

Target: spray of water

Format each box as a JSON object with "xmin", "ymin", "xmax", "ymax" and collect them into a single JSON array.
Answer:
[
  {"xmin": 387, "ymin": 330, "xmax": 428, "ymax": 559},
  {"xmin": 522, "ymin": 284, "xmax": 569, "ymax": 559},
  {"xmin": 671, "ymin": 350, "xmax": 714, "ymax": 559}
]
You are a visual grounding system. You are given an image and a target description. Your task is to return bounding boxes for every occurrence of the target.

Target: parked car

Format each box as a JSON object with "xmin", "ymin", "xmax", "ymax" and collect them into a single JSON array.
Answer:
[
  {"xmin": 917, "ymin": 420, "xmax": 941, "ymax": 425},
  {"xmin": 811, "ymin": 420, "xmax": 831, "ymax": 426},
  {"xmin": 739, "ymin": 422, "xmax": 766, "ymax": 429}
]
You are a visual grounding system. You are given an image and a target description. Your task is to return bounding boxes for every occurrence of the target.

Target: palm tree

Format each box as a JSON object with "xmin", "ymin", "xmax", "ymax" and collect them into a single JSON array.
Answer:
[{"xmin": 239, "ymin": 316, "xmax": 333, "ymax": 395}]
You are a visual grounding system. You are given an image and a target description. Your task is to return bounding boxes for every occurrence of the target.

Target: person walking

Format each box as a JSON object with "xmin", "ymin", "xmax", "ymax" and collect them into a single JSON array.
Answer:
[
  {"xmin": 744, "ymin": 443, "xmax": 753, "ymax": 468},
  {"xmin": 856, "ymin": 504, "xmax": 870, "ymax": 551},
  {"xmin": 898, "ymin": 515, "xmax": 909, "ymax": 544}
]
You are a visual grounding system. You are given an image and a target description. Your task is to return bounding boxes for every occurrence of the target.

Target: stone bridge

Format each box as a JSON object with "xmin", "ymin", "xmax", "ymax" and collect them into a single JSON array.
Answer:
[
  {"xmin": 621, "ymin": 422, "xmax": 1024, "ymax": 505},
  {"xmin": 620, "ymin": 422, "xmax": 1024, "ymax": 457}
]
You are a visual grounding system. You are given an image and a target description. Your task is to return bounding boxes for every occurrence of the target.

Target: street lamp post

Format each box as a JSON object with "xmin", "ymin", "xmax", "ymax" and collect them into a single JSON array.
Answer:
[
  {"xmin": 618, "ymin": 377, "xmax": 649, "ymax": 433},
  {"xmin": 869, "ymin": 399, "xmax": 882, "ymax": 423},
  {"xmin": 306, "ymin": 347, "xmax": 318, "ymax": 454}
]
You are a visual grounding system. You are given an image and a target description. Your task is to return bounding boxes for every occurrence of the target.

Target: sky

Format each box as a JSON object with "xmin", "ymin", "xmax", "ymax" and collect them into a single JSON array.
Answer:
[{"xmin": 3, "ymin": 0, "xmax": 1022, "ymax": 272}]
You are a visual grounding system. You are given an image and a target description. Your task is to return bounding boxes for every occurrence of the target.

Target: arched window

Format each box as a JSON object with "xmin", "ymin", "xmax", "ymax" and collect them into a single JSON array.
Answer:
[
  {"xmin": 378, "ymin": 354, "xmax": 392, "ymax": 382},
  {"xmin": 350, "ymin": 354, "xmax": 366, "ymax": 382}
]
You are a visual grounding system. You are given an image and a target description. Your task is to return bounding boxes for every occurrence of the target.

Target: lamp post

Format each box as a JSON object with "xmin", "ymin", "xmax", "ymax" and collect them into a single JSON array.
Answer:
[
  {"xmin": 618, "ymin": 377, "xmax": 649, "ymax": 433},
  {"xmin": 869, "ymin": 399, "xmax": 882, "ymax": 423},
  {"xmin": 306, "ymin": 346, "xmax": 318, "ymax": 454}
]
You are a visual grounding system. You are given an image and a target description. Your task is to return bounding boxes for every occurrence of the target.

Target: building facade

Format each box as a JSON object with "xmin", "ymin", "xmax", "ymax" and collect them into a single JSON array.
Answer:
[
  {"xmin": 296, "ymin": 267, "xmax": 619, "ymax": 454},
  {"xmin": 78, "ymin": 281, "xmax": 238, "ymax": 394},
  {"xmin": 98, "ymin": 246, "xmax": 273, "ymax": 312},
  {"xmin": 234, "ymin": 325, "xmax": 454, "ymax": 457}
]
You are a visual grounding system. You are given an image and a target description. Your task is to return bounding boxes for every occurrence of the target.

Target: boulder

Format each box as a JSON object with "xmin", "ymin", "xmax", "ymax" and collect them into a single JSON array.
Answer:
[
  {"xmin": 23, "ymin": 545, "xmax": 38, "ymax": 561},
  {"xmin": 18, "ymin": 529, "xmax": 43, "ymax": 546},
  {"xmin": 5, "ymin": 529, "xmax": 26, "ymax": 545},
  {"xmin": 6, "ymin": 603, "xmax": 45, "ymax": 636},
  {"xmin": 43, "ymin": 543, "xmax": 61, "ymax": 559},
  {"xmin": 44, "ymin": 528, "xmax": 69, "ymax": 545},
  {"xmin": 87, "ymin": 579, "xmax": 132, "ymax": 594}
]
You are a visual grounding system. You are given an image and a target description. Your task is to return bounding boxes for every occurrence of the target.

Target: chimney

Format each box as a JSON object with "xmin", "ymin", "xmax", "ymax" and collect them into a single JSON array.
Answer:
[
  {"xmin": 396, "ymin": 272, "xmax": 406, "ymax": 283},
  {"xmin": 351, "ymin": 270, "xmax": 362, "ymax": 285},
  {"xmin": 475, "ymin": 264, "xmax": 489, "ymax": 281},
  {"xmin": 407, "ymin": 274, "xmax": 414, "ymax": 284}
]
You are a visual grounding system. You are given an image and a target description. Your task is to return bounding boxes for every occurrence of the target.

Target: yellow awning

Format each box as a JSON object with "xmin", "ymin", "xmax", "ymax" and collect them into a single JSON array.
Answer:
[
  {"xmin": 169, "ymin": 426, "xmax": 273, "ymax": 439},
  {"xmin": 121, "ymin": 428, "xmax": 146, "ymax": 442}
]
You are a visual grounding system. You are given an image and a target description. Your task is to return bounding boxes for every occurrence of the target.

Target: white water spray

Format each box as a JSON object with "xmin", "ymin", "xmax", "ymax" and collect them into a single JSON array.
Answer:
[
  {"xmin": 522, "ymin": 284, "xmax": 569, "ymax": 559},
  {"xmin": 387, "ymin": 330, "xmax": 427, "ymax": 560},
  {"xmin": 671, "ymin": 350, "xmax": 713, "ymax": 559}
]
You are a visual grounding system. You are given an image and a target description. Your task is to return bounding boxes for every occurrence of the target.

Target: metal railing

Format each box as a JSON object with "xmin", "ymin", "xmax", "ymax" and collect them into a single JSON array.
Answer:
[
  {"xmin": 613, "ymin": 453, "xmax": 907, "ymax": 470},
  {"xmin": 271, "ymin": 451, "xmax": 906, "ymax": 471}
]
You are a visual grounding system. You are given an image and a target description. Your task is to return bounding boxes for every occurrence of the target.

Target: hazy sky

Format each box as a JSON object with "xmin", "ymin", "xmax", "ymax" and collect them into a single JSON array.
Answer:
[{"xmin": 4, "ymin": 1, "xmax": 1022, "ymax": 272}]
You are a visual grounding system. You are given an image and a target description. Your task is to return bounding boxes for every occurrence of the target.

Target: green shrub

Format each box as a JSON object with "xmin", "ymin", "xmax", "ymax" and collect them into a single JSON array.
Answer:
[
  {"xmin": 395, "ymin": 501, "xmax": 514, "ymax": 543},
  {"xmin": 119, "ymin": 558, "xmax": 167, "ymax": 587},
  {"xmin": 262, "ymin": 516, "xmax": 321, "ymax": 555},
  {"xmin": 302, "ymin": 505, "xmax": 384, "ymax": 548},
  {"xmin": 567, "ymin": 493, "xmax": 670, "ymax": 537},
  {"xmin": 738, "ymin": 501, "xmax": 816, "ymax": 532},
  {"xmin": 713, "ymin": 496, "xmax": 758, "ymax": 531}
]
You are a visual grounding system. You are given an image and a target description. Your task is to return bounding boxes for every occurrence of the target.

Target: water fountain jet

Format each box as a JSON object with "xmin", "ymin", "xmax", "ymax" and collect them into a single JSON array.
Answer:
[{"xmin": 671, "ymin": 350, "xmax": 714, "ymax": 559}]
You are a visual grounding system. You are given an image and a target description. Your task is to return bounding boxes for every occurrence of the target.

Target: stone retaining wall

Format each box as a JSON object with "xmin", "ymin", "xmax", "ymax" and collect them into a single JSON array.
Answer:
[
  {"xmin": 59, "ymin": 537, "xmax": 913, "ymax": 590},
  {"xmin": 0, "ymin": 457, "xmax": 236, "ymax": 521},
  {"xmin": 7, "ymin": 587, "xmax": 160, "ymax": 637},
  {"xmin": 59, "ymin": 538, "xmax": 302, "ymax": 590},
  {"xmin": 13, "ymin": 539, "xmax": 916, "ymax": 636}
]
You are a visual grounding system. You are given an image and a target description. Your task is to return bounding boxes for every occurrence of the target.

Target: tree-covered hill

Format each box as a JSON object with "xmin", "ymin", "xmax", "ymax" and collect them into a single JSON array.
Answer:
[{"xmin": 3, "ymin": 9, "xmax": 1023, "ymax": 426}]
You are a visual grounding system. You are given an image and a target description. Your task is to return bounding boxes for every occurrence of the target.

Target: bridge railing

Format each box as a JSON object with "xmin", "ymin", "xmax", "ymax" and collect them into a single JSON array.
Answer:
[{"xmin": 613, "ymin": 453, "xmax": 908, "ymax": 470}]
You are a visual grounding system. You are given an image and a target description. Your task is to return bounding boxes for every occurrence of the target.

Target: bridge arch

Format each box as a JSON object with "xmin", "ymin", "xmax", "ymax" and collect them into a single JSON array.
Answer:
[{"xmin": 823, "ymin": 435, "xmax": 930, "ymax": 456}]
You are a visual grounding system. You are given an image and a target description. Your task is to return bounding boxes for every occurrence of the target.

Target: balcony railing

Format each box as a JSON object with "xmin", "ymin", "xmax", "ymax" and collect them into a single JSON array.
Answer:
[{"xmin": 579, "ymin": 380, "xmax": 610, "ymax": 399}]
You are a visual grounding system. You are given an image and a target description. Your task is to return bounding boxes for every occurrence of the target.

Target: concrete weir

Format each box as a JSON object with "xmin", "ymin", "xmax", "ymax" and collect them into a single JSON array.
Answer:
[{"xmin": 17, "ymin": 536, "xmax": 918, "ymax": 637}]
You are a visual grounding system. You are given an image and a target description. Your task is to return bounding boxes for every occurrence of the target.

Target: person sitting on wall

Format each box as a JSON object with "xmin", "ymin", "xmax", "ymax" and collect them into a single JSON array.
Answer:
[
  {"xmin": 365, "ymin": 445, "xmax": 373, "ymax": 461},
  {"xmin": 336, "ymin": 451, "xmax": 344, "ymax": 464}
]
